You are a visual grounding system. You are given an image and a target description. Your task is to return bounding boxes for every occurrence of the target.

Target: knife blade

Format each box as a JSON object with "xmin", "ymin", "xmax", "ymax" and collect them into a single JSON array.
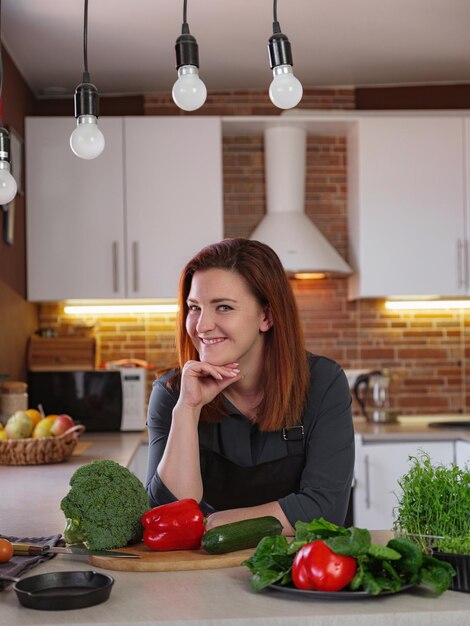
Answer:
[{"xmin": 12, "ymin": 542, "xmax": 140, "ymax": 558}]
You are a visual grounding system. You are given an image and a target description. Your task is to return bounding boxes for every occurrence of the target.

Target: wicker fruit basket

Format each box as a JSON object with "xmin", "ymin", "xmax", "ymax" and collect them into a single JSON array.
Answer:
[{"xmin": 0, "ymin": 424, "xmax": 86, "ymax": 465}]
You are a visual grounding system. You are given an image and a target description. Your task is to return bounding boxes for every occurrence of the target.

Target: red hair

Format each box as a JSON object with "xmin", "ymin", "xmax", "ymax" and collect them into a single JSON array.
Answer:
[{"xmin": 173, "ymin": 238, "xmax": 310, "ymax": 431}]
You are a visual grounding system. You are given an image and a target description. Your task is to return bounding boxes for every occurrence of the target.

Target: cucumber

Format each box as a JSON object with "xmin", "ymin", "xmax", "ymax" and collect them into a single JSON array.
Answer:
[{"xmin": 201, "ymin": 516, "xmax": 283, "ymax": 554}]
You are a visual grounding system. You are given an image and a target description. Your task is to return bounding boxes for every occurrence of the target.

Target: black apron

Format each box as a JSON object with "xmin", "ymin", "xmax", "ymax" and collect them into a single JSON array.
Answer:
[{"xmin": 199, "ymin": 422, "xmax": 305, "ymax": 511}]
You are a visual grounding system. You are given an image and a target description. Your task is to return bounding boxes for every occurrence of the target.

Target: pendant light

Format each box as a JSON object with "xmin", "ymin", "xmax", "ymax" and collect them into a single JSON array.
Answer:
[
  {"xmin": 70, "ymin": 0, "xmax": 105, "ymax": 159},
  {"xmin": 267, "ymin": 0, "xmax": 303, "ymax": 110},
  {"xmin": 172, "ymin": 0, "xmax": 207, "ymax": 111},
  {"xmin": 0, "ymin": 0, "xmax": 17, "ymax": 205}
]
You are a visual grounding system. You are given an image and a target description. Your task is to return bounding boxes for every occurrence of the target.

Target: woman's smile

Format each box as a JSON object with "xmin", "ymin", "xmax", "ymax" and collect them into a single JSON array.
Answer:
[{"xmin": 199, "ymin": 336, "xmax": 227, "ymax": 345}]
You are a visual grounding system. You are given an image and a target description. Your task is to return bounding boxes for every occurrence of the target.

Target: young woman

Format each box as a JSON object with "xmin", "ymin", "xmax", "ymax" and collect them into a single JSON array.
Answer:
[{"xmin": 146, "ymin": 238, "xmax": 354, "ymax": 535}]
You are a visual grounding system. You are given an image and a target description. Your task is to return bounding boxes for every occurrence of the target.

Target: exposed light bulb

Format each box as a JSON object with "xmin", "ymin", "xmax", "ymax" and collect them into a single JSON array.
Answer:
[
  {"xmin": 269, "ymin": 64, "xmax": 303, "ymax": 109},
  {"xmin": 0, "ymin": 161, "xmax": 17, "ymax": 204},
  {"xmin": 267, "ymin": 13, "xmax": 303, "ymax": 111},
  {"xmin": 172, "ymin": 65, "xmax": 207, "ymax": 111},
  {"xmin": 70, "ymin": 114, "xmax": 105, "ymax": 160}
]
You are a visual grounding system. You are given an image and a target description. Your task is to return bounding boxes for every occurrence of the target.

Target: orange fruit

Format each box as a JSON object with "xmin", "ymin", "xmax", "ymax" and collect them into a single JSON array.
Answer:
[
  {"xmin": 0, "ymin": 538, "xmax": 13, "ymax": 562},
  {"xmin": 26, "ymin": 408, "xmax": 43, "ymax": 427}
]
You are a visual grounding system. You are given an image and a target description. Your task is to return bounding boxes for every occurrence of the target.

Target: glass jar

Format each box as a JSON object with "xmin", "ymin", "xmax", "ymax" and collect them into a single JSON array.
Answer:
[{"xmin": 0, "ymin": 381, "xmax": 28, "ymax": 424}]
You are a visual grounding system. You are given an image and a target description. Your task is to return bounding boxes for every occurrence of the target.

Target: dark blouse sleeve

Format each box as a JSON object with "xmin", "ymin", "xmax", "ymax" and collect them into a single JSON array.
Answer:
[
  {"xmin": 278, "ymin": 358, "xmax": 355, "ymax": 527},
  {"xmin": 145, "ymin": 376, "xmax": 180, "ymax": 507}
]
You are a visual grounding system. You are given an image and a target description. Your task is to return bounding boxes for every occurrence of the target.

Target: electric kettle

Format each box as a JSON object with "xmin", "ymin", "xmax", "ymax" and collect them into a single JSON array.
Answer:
[{"xmin": 353, "ymin": 370, "xmax": 398, "ymax": 423}]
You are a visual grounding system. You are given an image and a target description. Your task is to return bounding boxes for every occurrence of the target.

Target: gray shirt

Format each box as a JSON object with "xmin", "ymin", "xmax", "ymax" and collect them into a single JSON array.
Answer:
[{"xmin": 146, "ymin": 353, "xmax": 355, "ymax": 527}]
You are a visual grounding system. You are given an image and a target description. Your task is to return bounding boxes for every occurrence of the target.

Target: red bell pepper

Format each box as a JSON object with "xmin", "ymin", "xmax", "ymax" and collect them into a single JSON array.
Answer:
[
  {"xmin": 292, "ymin": 540, "xmax": 357, "ymax": 592},
  {"xmin": 142, "ymin": 498, "xmax": 205, "ymax": 551}
]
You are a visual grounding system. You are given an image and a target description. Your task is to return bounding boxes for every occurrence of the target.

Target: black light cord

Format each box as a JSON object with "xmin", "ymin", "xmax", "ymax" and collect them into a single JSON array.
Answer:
[
  {"xmin": 175, "ymin": 0, "xmax": 199, "ymax": 70},
  {"xmin": 0, "ymin": 0, "xmax": 3, "ymax": 121},
  {"xmin": 181, "ymin": 0, "xmax": 190, "ymax": 35},
  {"xmin": 73, "ymin": 0, "xmax": 99, "ymax": 121},
  {"xmin": 82, "ymin": 0, "xmax": 90, "ymax": 83},
  {"xmin": 273, "ymin": 0, "xmax": 281, "ymax": 34},
  {"xmin": 0, "ymin": 0, "xmax": 10, "ymax": 161}
]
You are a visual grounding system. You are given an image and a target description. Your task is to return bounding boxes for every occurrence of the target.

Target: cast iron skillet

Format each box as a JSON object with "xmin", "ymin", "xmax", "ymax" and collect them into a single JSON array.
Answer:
[{"xmin": 12, "ymin": 570, "xmax": 114, "ymax": 610}]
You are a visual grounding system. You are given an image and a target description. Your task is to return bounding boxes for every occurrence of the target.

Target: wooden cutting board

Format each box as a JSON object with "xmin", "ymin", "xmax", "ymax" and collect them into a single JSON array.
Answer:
[{"xmin": 89, "ymin": 543, "xmax": 255, "ymax": 572}]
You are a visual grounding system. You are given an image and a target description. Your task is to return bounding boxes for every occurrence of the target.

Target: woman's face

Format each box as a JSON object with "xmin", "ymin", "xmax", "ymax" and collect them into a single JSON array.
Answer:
[{"xmin": 185, "ymin": 268, "xmax": 271, "ymax": 368}]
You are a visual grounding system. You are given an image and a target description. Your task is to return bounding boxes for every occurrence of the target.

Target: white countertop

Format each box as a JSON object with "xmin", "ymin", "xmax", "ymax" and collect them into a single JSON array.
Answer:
[
  {"xmin": 354, "ymin": 415, "xmax": 470, "ymax": 442},
  {"xmin": 2, "ymin": 554, "xmax": 470, "ymax": 626},
  {"xmin": 1, "ymin": 430, "xmax": 470, "ymax": 625}
]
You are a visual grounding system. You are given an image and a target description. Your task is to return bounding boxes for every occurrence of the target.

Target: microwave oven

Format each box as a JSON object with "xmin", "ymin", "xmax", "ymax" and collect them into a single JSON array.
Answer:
[{"xmin": 28, "ymin": 368, "xmax": 147, "ymax": 431}]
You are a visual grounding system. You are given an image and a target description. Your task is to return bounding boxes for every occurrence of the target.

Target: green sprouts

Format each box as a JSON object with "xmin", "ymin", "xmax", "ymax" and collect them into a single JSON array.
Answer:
[{"xmin": 394, "ymin": 451, "xmax": 470, "ymax": 555}]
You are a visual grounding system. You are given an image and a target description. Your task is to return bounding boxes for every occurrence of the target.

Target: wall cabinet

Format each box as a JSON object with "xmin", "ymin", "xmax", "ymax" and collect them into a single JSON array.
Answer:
[
  {"xmin": 25, "ymin": 117, "xmax": 223, "ymax": 300},
  {"xmin": 348, "ymin": 116, "xmax": 468, "ymax": 299},
  {"xmin": 26, "ymin": 117, "xmax": 127, "ymax": 300},
  {"xmin": 353, "ymin": 438, "xmax": 454, "ymax": 529}
]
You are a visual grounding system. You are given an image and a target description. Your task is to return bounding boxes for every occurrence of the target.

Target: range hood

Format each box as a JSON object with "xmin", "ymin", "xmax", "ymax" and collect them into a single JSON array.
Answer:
[{"xmin": 249, "ymin": 124, "xmax": 352, "ymax": 278}]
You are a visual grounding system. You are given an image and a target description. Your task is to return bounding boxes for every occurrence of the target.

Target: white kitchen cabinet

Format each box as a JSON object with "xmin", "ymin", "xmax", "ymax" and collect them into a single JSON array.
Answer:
[
  {"xmin": 455, "ymin": 440, "xmax": 470, "ymax": 468},
  {"xmin": 353, "ymin": 439, "xmax": 454, "ymax": 530},
  {"xmin": 26, "ymin": 117, "xmax": 127, "ymax": 300},
  {"xmin": 348, "ymin": 116, "xmax": 466, "ymax": 299},
  {"xmin": 124, "ymin": 117, "xmax": 223, "ymax": 298},
  {"xmin": 25, "ymin": 116, "xmax": 223, "ymax": 300}
]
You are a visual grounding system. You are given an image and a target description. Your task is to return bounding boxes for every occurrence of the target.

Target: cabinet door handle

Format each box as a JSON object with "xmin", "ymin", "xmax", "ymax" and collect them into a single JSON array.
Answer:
[
  {"xmin": 112, "ymin": 241, "xmax": 119, "ymax": 293},
  {"xmin": 464, "ymin": 239, "xmax": 469, "ymax": 290},
  {"xmin": 364, "ymin": 454, "xmax": 371, "ymax": 509},
  {"xmin": 132, "ymin": 241, "xmax": 139, "ymax": 292},
  {"xmin": 457, "ymin": 239, "xmax": 463, "ymax": 289}
]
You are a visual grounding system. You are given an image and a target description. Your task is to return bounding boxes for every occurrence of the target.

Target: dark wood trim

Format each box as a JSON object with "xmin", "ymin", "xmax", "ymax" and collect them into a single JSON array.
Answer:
[{"xmin": 356, "ymin": 84, "xmax": 470, "ymax": 110}]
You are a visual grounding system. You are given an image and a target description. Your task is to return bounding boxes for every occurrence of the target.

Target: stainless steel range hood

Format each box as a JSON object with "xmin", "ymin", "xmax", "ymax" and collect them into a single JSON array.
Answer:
[{"xmin": 249, "ymin": 124, "xmax": 352, "ymax": 277}]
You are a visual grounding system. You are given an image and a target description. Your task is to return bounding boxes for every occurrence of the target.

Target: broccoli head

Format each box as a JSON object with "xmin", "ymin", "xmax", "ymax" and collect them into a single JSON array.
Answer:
[{"xmin": 60, "ymin": 459, "xmax": 150, "ymax": 550}]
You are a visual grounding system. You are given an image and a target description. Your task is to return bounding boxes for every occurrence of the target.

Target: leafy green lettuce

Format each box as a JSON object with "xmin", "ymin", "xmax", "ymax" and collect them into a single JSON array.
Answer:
[{"xmin": 243, "ymin": 518, "xmax": 455, "ymax": 595}]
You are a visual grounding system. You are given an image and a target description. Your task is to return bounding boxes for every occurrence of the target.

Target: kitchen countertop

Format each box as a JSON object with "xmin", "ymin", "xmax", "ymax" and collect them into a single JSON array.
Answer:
[
  {"xmin": 354, "ymin": 415, "xmax": 470, "ymax": 442},
  {"xmin": 2, "ymin": 429, "xmax": 470, "ymax": 625}
]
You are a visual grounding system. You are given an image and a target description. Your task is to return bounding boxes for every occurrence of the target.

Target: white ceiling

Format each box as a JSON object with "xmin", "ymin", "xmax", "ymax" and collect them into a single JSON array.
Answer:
[{"xmin": 2, "ymin": 0, "xmax": 470, "ymax": 99}]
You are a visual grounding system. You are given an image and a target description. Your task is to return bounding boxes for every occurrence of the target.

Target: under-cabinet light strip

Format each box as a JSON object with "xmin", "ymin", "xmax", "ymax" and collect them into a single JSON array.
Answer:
[
  {"xmin": 64, "ymin": 304, "xmax": 178, "ymax": 315},
  {"xmin": 385, "ymin": 300, "xmax": 470, "ymax": 311}
]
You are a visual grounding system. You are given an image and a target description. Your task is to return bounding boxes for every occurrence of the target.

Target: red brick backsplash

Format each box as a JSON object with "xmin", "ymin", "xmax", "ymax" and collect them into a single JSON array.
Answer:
[{"xmin": 37, "ymin": 89, "xmax": 470, "ymax": 415}]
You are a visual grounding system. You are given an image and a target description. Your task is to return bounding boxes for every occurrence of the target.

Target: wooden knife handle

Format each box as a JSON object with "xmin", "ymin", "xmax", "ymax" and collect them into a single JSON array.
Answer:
[{"xmin": 12, "ymin": 543, "xmax": 46, "ymax": 556}]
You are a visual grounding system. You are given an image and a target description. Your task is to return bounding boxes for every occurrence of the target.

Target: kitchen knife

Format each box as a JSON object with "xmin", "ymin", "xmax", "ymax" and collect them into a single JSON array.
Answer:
[{"xmin": 12, "ymin": 542, "xmax": 140, "ymax": 558}]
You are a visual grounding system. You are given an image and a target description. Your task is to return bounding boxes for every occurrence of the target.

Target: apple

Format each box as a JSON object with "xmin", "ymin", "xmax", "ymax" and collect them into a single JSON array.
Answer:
[
  {"xmin": 50, "ymin": 414, "xmax": 75, "ymax": 436},
  {"xmin": 5, "ymin": 411, "xmax": 34, "ymax": 439}
]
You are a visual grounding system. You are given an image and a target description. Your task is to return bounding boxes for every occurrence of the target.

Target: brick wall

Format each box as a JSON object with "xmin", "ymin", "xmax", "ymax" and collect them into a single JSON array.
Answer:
[{"xmin": 38, "ymin": 88, "xmax": 470, "ymax": 415}]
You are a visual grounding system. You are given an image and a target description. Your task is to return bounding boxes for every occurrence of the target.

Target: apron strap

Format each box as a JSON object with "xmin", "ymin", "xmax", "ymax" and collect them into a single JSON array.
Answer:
[{"xmin": 282, "ymin": 425, "xmax": 305, "ymax": 455}]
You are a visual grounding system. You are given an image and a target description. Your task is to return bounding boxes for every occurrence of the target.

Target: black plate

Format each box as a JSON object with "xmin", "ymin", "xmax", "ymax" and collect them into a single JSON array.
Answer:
[
  {"xmin": 267, "ymin": 583, "xmax": 414, "ymax": 600},
  {"xmin": 13, "ymin": 570, "xmax": 114, "ymax": 611}
]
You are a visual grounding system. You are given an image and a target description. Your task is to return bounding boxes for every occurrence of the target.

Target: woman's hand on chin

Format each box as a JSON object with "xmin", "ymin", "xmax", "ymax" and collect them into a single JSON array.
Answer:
[{"xmin": 178, "ymin": 360, "xmax": 241, "ymax": 409}]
